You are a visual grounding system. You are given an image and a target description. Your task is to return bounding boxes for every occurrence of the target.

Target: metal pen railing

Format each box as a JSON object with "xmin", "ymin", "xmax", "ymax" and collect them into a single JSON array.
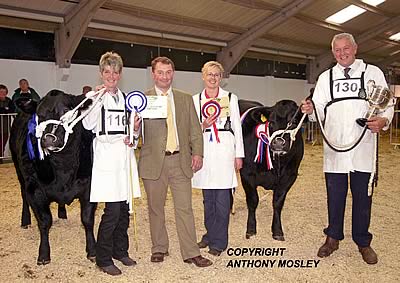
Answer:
[{"xmin": 1, "ymin": 113, "xmax": 17, "ymax": 161}]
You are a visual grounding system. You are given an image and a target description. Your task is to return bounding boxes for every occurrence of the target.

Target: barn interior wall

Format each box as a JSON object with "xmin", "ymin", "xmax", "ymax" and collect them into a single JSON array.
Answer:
[{"xmin": 0, "ymin": 58, "xmax": 314, "ymax": 106}]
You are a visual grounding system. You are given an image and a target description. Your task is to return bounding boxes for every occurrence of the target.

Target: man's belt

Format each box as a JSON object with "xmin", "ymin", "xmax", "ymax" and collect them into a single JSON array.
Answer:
[{"xmin": 165, "ymin": 151, "xmax": 179, "ymax": 156}]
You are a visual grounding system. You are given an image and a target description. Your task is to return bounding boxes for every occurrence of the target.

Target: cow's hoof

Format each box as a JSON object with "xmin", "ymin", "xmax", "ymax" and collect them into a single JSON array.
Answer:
[
  {"xmin": 87, "ymin": 255, "xmax": 96, "ymax": 263},
  {"xmin": 272, "ymin": 235, "xmax": 285, "ymax": 241},
  {"xmin": 245, "ymin": 232, "xmax": 256, "ymax": 239},
  {"xmin": 37, "ymin": 259, "xmax": 51, "ymax": 265},
  {"xmin": 21, "ymin": 224, "xmax": 31, "ymax": 229}
]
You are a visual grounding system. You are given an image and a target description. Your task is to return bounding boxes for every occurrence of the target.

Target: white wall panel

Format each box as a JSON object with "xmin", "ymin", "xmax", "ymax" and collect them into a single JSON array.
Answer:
[{"xmin": 0, "ymin": 59, "xmax": 313, "ymax": 106}]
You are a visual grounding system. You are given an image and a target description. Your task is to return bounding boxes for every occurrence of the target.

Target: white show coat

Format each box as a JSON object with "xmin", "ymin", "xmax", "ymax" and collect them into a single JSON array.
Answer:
[
  {"xmin": 82, "ymin": 89, "xmax": 141, "ymax": 203},
  {"xmin": 192, "ymin": 88, "xmax": 245, "ymax": 189},
  {"xmin": 312, "ymin": 59, "xmax": 394, "ymax": 173}
]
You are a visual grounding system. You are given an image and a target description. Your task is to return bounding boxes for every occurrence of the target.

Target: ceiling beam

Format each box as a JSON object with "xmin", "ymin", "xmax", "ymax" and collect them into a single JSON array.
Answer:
[
  {"xmin": 0, "ymin": 14, "xmax": 58, "ymax": 32},
  {"xmin": 221, "ymin": 0, "xmax": 279, "ymax": 11},
  {"xmin": 55, "ymin": 0, "xmax": 107, "ymax": 67},
  {"xmin": 61, "ymin": 0, "xmax": 325, "ymax": 60},
  {"xmin": 216, "ymin": 0, "xmax": 315, "ymax": 75}
]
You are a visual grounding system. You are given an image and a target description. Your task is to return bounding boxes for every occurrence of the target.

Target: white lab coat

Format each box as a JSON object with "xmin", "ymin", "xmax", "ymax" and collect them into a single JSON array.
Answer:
[
  {"xmin": 312, "ymin": 59, "xmax": 394, "ymax": 173},
  {"xmin": 82, "ymin": 89, "xmax": 141, "ymax": 203},
  {"xmin": 192, "ymin": 88, "xmax": 245, "ymax": 189}
]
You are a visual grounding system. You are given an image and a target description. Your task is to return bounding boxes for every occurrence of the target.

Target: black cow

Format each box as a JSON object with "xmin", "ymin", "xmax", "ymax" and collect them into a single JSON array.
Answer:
[
  {"xmin": 10, "ymin": 89, "xmax": 96, "ymax": 265},
  {"xmin": 239, "ymin": 99, "xmax": 304, "ymax": 241},
  {"xmin": 12, "ymin": 96, "xmax": 68, "ymax": 227}
]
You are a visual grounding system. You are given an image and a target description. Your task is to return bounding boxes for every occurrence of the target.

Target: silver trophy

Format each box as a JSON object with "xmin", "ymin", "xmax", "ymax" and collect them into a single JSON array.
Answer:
[{"xmin": 356, "ymin": 80, "xmax": 394, "ymax": 127}]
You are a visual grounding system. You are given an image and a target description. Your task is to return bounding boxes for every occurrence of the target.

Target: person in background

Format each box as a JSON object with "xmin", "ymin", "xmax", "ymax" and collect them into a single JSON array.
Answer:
[
  {"xmin": 82, "ymin": 85, "xmax": 92, "ymax": 95},
  {"xmin": 83, "ymin": 51, "xmax": 141, "ymax": 276},
  {"xmin": 12, "ymin": 79, "xmax": 40, "ymax": 113},
  {"xmin": 301, "ymin": 33, "xmax": 394, "ymax": 265},
  {"xmin": 192, "ymin": 61, "xmax": 244, "ymax": 256},
  {"xmin": 138, "ymin": 56, "xmax": 212, "ymax": 267},
  {"xmin": 0, "ymin": 84, "xmax": 15, "ymax": 157}
]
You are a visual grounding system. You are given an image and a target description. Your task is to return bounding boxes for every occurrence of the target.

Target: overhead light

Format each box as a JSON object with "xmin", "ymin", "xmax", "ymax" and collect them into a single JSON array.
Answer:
[
  {"xmin": 325, "ymin": 0, "xmax": 386, "ymax": 24},
  {"xmin": 389, "ymin": 32, "xmax": 400, "ymax": 41},
  {"xmin": 326, "ymin": 5, "xmax": 366, "ymax": 24},
  {"xmin": 362, "ymin": 0, "xmax": 385, "ymax": 6}
]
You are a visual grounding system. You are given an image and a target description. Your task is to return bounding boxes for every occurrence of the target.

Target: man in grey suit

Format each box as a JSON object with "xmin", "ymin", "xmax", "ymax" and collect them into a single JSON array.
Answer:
[{"xmin": 138, "ymin": 56, "xmax": 212, "ymax": 267}]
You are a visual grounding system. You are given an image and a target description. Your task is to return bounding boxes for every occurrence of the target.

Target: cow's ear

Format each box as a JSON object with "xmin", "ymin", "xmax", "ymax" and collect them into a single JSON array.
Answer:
[
  {"xmin": 73, "ymin": 94, "xmax": 92, "ymax": 110},
  {"xmin": 68, "ymin": 94, "xmax": 85, "ymax": 107},
  {"xmin": 251, "ymin": 107, "xmax": 271, "ymax": 123}
]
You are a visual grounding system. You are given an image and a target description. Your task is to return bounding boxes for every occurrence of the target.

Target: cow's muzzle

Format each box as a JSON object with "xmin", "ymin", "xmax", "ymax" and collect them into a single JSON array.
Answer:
[
  {"xmin": 270, "ymin": 136, "xmax": 290, "ymax": 157},
  {"xmin": 42, "ymin": 133, "xmax": 59, "ymax": 149}
]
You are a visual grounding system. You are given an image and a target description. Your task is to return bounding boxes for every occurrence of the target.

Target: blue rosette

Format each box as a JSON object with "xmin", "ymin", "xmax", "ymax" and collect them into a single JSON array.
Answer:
[{"xmin": 126, "ymin": 90, "xmax": 147, "ymax": 113}]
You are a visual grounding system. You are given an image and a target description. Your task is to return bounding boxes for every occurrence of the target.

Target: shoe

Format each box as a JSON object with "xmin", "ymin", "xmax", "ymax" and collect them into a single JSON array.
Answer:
[
  {"xmin": 317, "ymin": 236, "xmax": 339, "ymax": 257},
  {"xmin": 183, "ymin": 255, "xmax": 213, "ymax": 267},
  {"xmin": 208, "ymin": 248, "xmax": 222, "ymax": 256},
  {"xmin": 150, "ymin": 251, "xmax": 169, "ymax": 263},
  {"xmin": 358, "ymin": 246, "xmax": 378, "ymax": 264},
  {"xmin": 197, "ymin": 240, "xmax": 208, "ymax": 249},
  {"xmin": 98, "ymin": 264, "xmax": 122, "ymax": 276},
  {"xmin": 115, "ymin": 256, "xmax": 137, "ymax": 266}
]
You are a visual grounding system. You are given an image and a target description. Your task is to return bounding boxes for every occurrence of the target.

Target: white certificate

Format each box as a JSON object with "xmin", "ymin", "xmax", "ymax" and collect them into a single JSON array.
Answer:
[{"xmin": 141, "ymin": 96, "xmax": 167, "ymax": 119}]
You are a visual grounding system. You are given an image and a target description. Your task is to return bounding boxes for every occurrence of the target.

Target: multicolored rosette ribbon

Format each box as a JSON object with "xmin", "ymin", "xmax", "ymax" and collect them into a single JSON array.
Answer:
[
  {"xmin": 201, "ymin": 100, "xmax": 221, "ymax": 143},
  {"xmin": 254, "ymin": 122, "xmax": 273, "ymax": 170},
  {"xmin": 125, "ymin": 90, "xmax": 147, "ymax": 144}
]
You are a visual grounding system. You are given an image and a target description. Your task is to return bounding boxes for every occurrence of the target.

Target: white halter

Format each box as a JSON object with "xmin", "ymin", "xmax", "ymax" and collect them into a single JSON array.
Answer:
[
  {"xmin": 268, "ymin": 112, "xmax": 307, "ymax": 155},
  {"xmin": 35, "ymin": 89, "xmax": 106, "ymax": 159}
]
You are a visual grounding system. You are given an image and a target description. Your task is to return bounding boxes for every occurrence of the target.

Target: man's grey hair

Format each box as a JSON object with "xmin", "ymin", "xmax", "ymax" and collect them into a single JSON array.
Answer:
[{"xmin": 331, "ymin": 33, "xmax": 357, "ymax": 51}]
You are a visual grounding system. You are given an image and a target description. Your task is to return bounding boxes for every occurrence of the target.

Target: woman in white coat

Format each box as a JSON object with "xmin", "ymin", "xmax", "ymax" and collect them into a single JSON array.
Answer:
[
  {"xmin": 192, "ymin": 61, "xmax": 244, "ymax": 256},
  {"xmin": 83, "ymin": 51, "xmax": 141, "ymax": 276}
]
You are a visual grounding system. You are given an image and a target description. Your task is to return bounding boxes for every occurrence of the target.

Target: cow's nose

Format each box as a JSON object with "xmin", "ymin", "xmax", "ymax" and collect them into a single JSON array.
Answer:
[
  {"xmin": 42, "ymin": 133, "xmax": 58, "ymax": 148},
  {"xmin": 270, "ymin": 136, "xmax": 286, "ymax": 151}
]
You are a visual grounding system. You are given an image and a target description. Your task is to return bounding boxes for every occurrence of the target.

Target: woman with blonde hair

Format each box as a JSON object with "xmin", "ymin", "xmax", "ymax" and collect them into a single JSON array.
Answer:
[{"xmin": 192, "ymin": 61, "xmax": 244, "ymax": 256}]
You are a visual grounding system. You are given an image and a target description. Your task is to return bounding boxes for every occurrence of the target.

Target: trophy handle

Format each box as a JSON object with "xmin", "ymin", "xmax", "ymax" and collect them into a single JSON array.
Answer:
[{"xmin": 366, "ymin": 80, "xmax": 375, "ymax": 98}]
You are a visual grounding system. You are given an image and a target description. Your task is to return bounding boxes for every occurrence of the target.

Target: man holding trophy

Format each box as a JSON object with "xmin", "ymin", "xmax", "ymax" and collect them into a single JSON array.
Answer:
[{"xmin": 301, "ymin": 33, "xmax": 394, "ymax": 265}]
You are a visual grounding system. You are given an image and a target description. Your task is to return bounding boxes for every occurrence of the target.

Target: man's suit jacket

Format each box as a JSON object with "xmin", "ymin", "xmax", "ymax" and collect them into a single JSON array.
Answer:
[{"xmin": 138, "ymin": 88, "xmax": 203, "ymax": 180}]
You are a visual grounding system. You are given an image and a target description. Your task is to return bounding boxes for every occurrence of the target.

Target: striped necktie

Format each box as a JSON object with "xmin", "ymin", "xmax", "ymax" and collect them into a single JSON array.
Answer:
[
  {"xmin": 344, "ymin": 68, "xmax": 351, "ymax": 79},
  {"xmin": 162, "ymin": 93, "xmax": 178, "ymax": 152}
]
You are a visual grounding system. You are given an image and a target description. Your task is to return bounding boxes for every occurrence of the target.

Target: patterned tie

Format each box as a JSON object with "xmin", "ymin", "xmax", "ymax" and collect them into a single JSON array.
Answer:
[
  {"xmin": 163, "ymin": 93, "xmax": 178, "ymax": 152},
  {"xmin": 344, "ymin": 68, "xmax": 351, "ymax": 79},
  {"xmin": 112, "ymin": 95, "xmax": 119, "ymax": 104}
]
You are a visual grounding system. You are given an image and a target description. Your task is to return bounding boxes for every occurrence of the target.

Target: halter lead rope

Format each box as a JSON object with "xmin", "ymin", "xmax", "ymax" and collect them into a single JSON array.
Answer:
[{"xmin": 35, "ymin": 89, "xmax": 106, "ymax": 158}]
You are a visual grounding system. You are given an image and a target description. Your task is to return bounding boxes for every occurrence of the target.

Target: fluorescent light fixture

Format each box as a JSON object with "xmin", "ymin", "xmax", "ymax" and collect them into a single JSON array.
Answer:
[
  {"xmin": 326, "ymin": 5, "xmax": 366, "ymax": 24},
  {"xmin": 389, "ymin": 32, "xmax": 400, "ymax": 41},
  {"xmin": 362, "ymin": 0, "xmax": 385, "ymax": 6}
]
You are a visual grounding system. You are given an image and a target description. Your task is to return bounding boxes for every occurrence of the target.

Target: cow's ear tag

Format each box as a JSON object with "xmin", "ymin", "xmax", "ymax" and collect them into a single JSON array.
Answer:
[{"xmin": 260, "ymin": 114, "xmax": 267, "ymax": 123}]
